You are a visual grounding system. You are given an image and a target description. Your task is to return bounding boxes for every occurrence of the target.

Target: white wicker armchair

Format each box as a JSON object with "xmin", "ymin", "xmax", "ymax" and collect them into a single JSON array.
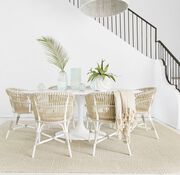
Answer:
[
  {"xmin": 135, "ymin": 87, "xmax": 159, "ymax": 139},
  {"xmin": 30, "ymin": 92, "xmax": 75, "ymax": 158},
  {"xmin": 6, "ymin": 88, "xmax": 33, "ymax": 140},
  {"xmin": 85, "ymin": 92, "xmax": 132, "ymax": 156}
]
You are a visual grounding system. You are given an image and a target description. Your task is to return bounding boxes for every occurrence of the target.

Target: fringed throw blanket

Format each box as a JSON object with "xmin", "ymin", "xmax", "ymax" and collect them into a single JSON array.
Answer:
[{"xmin": 114, "ymin": 90, "xmax": 137, "ymax": 144}]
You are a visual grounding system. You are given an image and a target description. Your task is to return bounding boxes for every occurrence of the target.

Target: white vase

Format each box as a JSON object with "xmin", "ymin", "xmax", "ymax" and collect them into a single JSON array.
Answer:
[
  {"xmin": 90, "ymin": 76, "xmax": 113, "ymax": 91},
  {"xmin": 57, "ymin": 71, "xmax": 67, "ymax": 90}
]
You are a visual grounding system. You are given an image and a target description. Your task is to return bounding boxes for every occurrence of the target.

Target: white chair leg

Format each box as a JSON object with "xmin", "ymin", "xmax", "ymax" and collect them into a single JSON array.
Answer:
[
  {"xmin": 88, "ymin": 122, "xmax": 92, "ymax": 142},
  {"xmin": 92, "ymin": 133, "xmax": 98, "ymax": 156},
  {"xmin": 127, "ymin": 142, "xmax": 132, "ymax": 156},
  {"xmin": 67, "ymin": 119, "xmax": 72, "ymax": 143},
  {"xmin": 32, "ymin": 123, "xmax": 41, "ymax": 158},
  {"xmin": 149, "ymin": 117, "xmax": 159, "ymax": 139},
  {"xmin": 38, "ymin": 130, "xmax": 41, "ymax": 143},
  {"xmin": 6, "ymin": 120, "xmax": 13, "ymax": 140},
  {"xmin": 64, "ymin": 131, "xmax": 72, "ymax": 158},
  {"xmin": 64, "ymin": 121, "xmax": 72, "ymax": 157},
  {"xmin": 32, "ymin": 132, "xmax": 40, "ymax": 158},
  {"xmin": 92, "ymin": 122, "xmax": 99, "ymax": 157}
]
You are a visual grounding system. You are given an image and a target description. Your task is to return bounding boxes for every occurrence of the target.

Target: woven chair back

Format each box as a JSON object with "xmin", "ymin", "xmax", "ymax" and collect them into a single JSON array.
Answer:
[
  {"xmin": 85, "ymin": 92, "xmax": 115, "ymax": 121},
  {"xmin": 135, "ymin": 87, "xmax": 156, "ymax": 113},
  {"xmin": 6, "ymin": 88, "xmax": 31, "ymax": 114},
  {"xmin": 30, "ymin": 92, "xmax": 74, "ymax": 122}
]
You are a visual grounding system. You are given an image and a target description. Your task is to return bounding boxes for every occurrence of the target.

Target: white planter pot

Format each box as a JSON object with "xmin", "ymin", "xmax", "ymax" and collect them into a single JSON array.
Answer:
[{"xmin": 90, "ymin": 76, "xmax": 113, "ymax": 91}]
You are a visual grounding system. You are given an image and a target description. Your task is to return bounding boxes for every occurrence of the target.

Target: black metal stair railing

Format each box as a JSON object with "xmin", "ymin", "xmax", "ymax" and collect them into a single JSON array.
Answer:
[
  {"xmin": 157, "ymin": 41, "xmax": 180, "ymax": 91},
  {"xmin": 69, "ymin": 0, "xmax": 80, "ymax": 8},
  {"xmin": 94, "ymin": 9, "xmax": 157, "ymax": 60},
  {"xmin": 68, "ymin": 0, "xmax": 180, "ymax": 91}
]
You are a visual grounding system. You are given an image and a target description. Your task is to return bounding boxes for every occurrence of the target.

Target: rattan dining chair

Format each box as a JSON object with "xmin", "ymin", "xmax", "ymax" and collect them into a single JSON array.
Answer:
[
  {"xmin": 135, "ymin": 87, "xmax": 159, "ymax": 139},
  {"xmin": 85, "ymin": 92, "xmax": 132, "ymax": 156},
  {"xmin": 48, "ymin": 85, "xmax": 76, "ymax": 128},
  {"xmin": 30, "ymin": 92, "xmax": 75, "ymax": 158},
  {"xmin": 6, "ymin": 88, "xmax": 33, "ymax": 140}
]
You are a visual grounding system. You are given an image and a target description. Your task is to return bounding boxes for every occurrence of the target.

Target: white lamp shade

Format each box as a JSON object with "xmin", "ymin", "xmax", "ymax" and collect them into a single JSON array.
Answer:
[{"xmin": 80, "ymin": 0, "xmax": 129, "ymax": 17}]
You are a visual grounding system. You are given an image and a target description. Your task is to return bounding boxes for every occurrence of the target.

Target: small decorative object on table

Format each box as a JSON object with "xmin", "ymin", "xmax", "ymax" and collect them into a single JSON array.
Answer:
[
  {"xmin": 38, "ymin": 36, "xmax": 69, "ymax": 90},
  {"xmin": 87, "ymin": 59, "xmax": 116, "ymax": 91},
  {"xmin": 37, "ymin": 83, "xmax": 46, "ymax": 91},
  {"xmin": 79, "ymin": 83, "xmax": 85, "ymax": 91}
]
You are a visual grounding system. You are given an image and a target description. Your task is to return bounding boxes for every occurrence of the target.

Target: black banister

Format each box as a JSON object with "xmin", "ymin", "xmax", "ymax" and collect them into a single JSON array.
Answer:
[
  {"xmin": 155, "ymin": 28, "xmax": 157, "ymax": 59},
  {"xmin": 157, "ymin": 40, "xmax": 180, "ymax": 65},
  {"xmin": 128, "ymin": 8, "xmax": 157, "ymax": 30}
]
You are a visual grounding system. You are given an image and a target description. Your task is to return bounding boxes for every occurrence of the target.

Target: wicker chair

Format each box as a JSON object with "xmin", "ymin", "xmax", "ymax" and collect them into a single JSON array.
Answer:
[
  {"xmin": 6, "ymin": 88, "xmax": 33, "ymax": 140},
  {"xmin": 30, "ymin": 92, "xmax": 75, "ymax": 158},
  {"xmin": 48, "ymin": 85, "xmax": 76, "ymax": 128},
  {"xmin": 135, "ymin": 87, "xmax": 159, "ymax": 139},
  {"xmin": 85, "ymin": 92, "xmax": 132, "ymax": 156}
]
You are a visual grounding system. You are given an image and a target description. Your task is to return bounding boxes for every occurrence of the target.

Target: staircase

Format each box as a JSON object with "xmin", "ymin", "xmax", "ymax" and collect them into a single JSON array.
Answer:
[{"xmin": 68, "ymin": 0, "xmax": 180, "ymax": 92}]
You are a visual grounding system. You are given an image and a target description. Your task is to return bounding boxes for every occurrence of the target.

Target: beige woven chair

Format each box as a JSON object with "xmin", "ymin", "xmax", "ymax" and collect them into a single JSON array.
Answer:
[
  {"xmin": 85, "ymin": 92, "xmax": 131, "ymax": 156},
  {"xmin": 48, "ymin": 85, "xmax": 76, "ymax": 128},
  {"xmin": 6, "ymin": 88, "xmax": 33, "ymax": 140},
  {"xmin": 135, "ymin": 87, "xmax": 159, "ymax": 139},
  {"xmin": 30, "ymin": 92, "xmax": 75, "ymax": 158}
]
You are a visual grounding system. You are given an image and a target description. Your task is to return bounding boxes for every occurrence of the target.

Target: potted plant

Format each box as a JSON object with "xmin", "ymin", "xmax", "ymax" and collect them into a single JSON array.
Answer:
[
  {"xmin": 87, "ymin": 59, "xmax": 116, "ymax": 91},
  {"xmin": 38, "ymin": 36, "xmax": 69, "ymax": 90}
]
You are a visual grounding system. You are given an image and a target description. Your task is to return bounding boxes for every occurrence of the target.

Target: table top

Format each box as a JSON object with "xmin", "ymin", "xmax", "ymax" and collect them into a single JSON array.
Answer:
[
  {"xmin": 22, "ymin": 86, "xmax": 141, "ymax": 96},
  {"xmin": 23, "ymin": 86, "xmax": 94, "ymax": 95}
]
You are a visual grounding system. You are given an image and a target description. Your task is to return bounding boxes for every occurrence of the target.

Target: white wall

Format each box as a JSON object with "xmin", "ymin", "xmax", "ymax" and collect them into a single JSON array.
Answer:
[
  {"xmin": 153, "ymin": 61, "xmax": 180, "ymax": 129},
  {"xmin": 0, "ymin": 0, "xmax": 179, "ymax": 129},
  {"xmin": 130, "ymin": 0, "xmax": 180, "ymax": 60}
]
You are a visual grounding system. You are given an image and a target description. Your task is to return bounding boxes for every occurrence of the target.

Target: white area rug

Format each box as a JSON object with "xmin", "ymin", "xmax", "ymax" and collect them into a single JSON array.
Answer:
[{"xmin": 0, "ymin": 121, "xmax": 180, "ymax": 174}]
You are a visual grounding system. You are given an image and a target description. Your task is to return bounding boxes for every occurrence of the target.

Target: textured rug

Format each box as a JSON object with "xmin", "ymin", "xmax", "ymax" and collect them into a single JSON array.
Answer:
[{"xmin": 0, "ymin": 121, "xmax": 180, "ymax": 174}]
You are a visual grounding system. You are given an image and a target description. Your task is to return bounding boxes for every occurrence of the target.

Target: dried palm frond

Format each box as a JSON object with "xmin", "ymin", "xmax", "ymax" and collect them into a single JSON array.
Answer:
[{"xmin": 38, "ymin": 36, "xmax": 69, "ymax": 72}]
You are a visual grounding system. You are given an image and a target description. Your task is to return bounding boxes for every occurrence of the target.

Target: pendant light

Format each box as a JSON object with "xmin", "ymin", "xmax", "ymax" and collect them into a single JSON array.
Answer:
[{"xmin": 80, "ymin": 0, "xmax": 129, "ymax": 17}]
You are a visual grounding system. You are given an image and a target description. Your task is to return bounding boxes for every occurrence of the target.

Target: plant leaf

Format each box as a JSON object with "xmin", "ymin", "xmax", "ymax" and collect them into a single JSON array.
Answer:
[
  {"xmin": 104, "ymin": 64, "xmax": 109, "ymax": 72},
  {"xmin": 101, "ymin": 59, "xmax": 105, "ymax": 70},
  {"xmin": 38, "ymin": 36, "xmax": 69, "ymax": 72}
]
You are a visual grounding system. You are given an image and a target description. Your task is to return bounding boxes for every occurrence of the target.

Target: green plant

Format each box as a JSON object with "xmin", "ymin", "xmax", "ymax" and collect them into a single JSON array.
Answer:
[
  {"xmin": 87, "ymin": 59, "xmax": 116, "ymax": 82},
  {"xmin": 38, "ymin": 36, "xmax": 69, "ymax": 72}
]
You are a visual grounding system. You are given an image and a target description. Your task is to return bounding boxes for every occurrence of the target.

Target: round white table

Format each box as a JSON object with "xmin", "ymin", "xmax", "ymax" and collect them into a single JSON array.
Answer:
[{"xmin": 54, "ymin": 87, "xmax": 110, "ymax": 140}]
